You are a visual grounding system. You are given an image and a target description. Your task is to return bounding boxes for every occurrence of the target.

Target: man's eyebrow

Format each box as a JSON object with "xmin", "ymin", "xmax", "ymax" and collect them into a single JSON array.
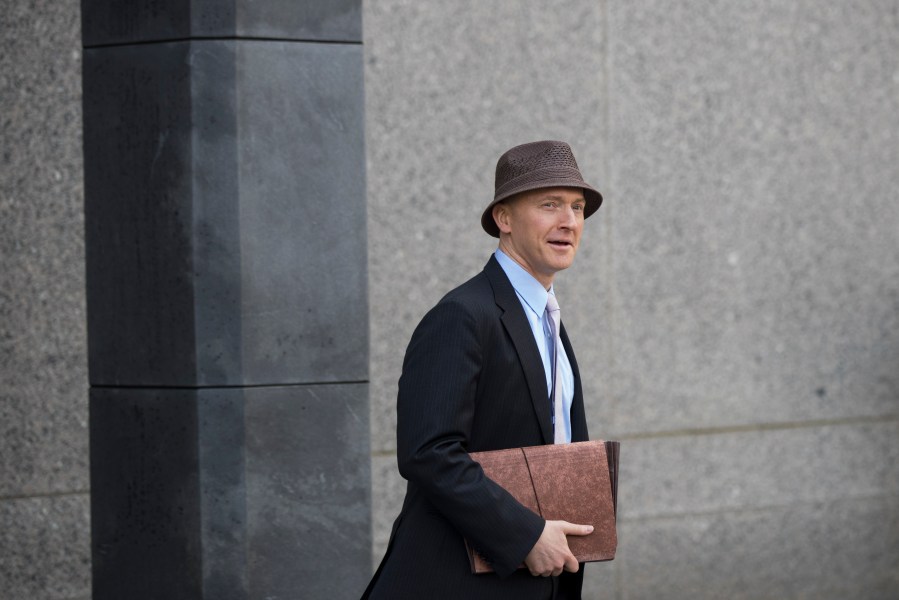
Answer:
[{"xmin": 534, "ymin": 194, "xmax": 586, "ymax": 202}]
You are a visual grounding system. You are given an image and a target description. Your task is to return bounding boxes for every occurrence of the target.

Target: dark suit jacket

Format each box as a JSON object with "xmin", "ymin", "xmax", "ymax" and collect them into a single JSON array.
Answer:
[{"xmin": 363, "ymin": 256, "xmax": 589, "ymax": 600}]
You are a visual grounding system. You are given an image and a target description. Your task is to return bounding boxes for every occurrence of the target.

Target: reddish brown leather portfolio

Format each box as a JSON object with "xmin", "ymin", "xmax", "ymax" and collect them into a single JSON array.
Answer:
[{"xmin": 465, "ymin": 440, "xmax": 619, "ymax": 574}]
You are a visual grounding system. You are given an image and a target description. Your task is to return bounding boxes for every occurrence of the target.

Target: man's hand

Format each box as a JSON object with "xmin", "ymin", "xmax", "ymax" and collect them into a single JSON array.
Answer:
[{"xmin": 524, "ymin": 520, "xmax": 594, "ymax": 577}]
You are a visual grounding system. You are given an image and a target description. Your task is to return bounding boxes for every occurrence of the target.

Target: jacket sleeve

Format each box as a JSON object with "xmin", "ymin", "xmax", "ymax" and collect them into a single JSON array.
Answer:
[{"xmin": 395, "ymin": 298, "xmax": 545, "ymax": 577}]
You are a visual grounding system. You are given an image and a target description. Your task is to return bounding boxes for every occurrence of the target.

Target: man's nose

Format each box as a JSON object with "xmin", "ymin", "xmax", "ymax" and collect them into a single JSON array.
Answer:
[{"xmin": 558, "ymin": 205, "xmax": 579, "ymax": 228}]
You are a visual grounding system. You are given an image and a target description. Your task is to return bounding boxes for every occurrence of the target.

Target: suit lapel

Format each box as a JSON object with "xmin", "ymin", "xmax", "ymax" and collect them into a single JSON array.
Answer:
[{"xmin": 484, "ymin": 256, "xmax": 553, "ymax": 444}]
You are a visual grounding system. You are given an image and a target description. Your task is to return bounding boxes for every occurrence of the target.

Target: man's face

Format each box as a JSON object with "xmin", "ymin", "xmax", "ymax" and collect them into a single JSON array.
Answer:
[{"xmin": 493, "ymin": 187, "xmax": 586, "ymax": 288}]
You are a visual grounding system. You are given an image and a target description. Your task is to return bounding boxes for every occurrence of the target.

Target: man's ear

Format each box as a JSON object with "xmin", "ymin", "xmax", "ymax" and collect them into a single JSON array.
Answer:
[{"xmin": 492, "ymin": 202, "xmax": 513, "ymax": 235}]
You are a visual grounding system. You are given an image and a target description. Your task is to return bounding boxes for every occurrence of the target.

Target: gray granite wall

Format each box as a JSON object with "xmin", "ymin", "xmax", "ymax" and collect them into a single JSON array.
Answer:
[
  {"xmin": 2, "ymin": 1, "xmax": 898, "ymax": 599},
  {"xmin": 365, "ymin": 1, "xmax": 899, "ymax": 599},
  {"xmin": 0, "ymin": 2, "xmax": 91, "ymax": 599}
]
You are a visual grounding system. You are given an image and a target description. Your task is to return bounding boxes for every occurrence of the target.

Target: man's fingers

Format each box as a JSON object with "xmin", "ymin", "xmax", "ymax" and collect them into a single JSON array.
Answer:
[
  {"xmin": 525, "ymin": 520, "xmax": 592, "ymax": 577},
  {"xmin": 559, "ymin": 521, "xmax": 594, "ymax": 536}
]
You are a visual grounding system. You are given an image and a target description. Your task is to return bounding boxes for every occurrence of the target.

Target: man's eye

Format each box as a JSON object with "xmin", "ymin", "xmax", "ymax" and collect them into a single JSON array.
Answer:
[{"xmin": 573, "ymin": 204, "xmax": 585, "ymax": 211}]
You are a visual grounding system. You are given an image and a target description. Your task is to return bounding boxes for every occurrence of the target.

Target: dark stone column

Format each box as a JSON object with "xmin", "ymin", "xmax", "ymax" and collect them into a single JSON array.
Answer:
[{"xmin": 81, "ymin": 3, "xmax": 369, "ymax": 598}]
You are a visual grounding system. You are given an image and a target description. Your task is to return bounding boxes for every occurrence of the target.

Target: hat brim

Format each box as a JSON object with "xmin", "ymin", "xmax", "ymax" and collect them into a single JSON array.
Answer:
[{"xmin": 480, "ymin": 180, "xmax": 603, "ymax": 237}]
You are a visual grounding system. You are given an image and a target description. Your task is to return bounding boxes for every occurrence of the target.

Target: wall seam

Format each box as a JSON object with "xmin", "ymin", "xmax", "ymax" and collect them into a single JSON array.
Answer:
[
  {"xmin": 620, "ymin": 491, "xmax": 899, "ymax": 524},
  {"xmin": 616, "ymin": 413, "xmax": 899, "ymax": 440},
  {"xmin": 83, "ymin": 36, "xmax": 363, "ymax": 50}
]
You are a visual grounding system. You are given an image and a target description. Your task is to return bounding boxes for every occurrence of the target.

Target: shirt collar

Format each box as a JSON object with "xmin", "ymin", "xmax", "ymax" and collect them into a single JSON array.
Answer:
[{"xmin": 495, "ymin": 248, "xmax": 553, "ymax": 316}]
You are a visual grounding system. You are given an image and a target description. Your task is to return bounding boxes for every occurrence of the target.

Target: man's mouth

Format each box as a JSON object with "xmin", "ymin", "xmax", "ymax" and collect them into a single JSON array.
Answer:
[{"xmin": 548, "ymin": 240, "xmax": 572, "ymax": 247}]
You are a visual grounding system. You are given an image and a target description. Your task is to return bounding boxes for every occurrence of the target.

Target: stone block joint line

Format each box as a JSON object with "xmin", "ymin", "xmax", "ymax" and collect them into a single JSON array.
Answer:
[{"xmin": 82, "ymin": 35, "xmax": 364, "ymax": 50}]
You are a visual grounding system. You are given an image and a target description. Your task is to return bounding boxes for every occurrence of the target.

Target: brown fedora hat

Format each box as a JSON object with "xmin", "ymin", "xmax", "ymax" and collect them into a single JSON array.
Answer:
[{"xmin": 481, "ymin": 140, "xmax": 603, "ymax": 237}]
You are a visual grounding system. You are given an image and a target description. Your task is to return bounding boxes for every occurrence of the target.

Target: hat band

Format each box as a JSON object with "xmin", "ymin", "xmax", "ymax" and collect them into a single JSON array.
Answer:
[{"xmin": 494, "ymin": 166, "xmax": 586, "ymax": 199}]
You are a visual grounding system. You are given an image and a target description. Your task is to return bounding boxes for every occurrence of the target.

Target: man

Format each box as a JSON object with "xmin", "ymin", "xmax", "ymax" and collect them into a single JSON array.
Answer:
[{"xmin": 362, "ymin": 141, "xmax": 604, "ymax": 600}]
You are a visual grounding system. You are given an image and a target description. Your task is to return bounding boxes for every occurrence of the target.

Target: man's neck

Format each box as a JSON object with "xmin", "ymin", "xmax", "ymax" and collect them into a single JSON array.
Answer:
[{"xmin": 496, "ymin": 242, "xmax": 554, "ymax": 290}]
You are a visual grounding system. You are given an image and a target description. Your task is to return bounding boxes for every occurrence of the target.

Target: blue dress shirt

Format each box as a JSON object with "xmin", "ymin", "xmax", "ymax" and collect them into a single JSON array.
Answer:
[{"xmin": 494, "ymin": 249, "xmax": 573, "ymax": 443}]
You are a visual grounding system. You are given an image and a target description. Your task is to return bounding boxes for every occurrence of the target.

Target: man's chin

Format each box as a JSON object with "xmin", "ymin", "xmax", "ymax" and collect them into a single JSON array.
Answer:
[
  {"xmin": 551, "ymin": 253, "xmax": 576, "ymax": 270},
  {"xmin": 548, "ymin": 260, "xmax": 574, "ymax": 274}
]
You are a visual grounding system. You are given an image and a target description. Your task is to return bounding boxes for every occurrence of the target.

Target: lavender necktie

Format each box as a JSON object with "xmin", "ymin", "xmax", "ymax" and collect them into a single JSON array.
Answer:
[{"xmin": 545, "ymin": 293, "xmax": 567, "ymax": 444}]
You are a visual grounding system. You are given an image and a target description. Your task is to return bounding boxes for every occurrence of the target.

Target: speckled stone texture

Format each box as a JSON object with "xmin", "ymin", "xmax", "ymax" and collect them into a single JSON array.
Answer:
[
  {"xmin": 370, "ymin": 454, "xmax": 404, "ymax": 563},
  {"xmin": 614, "ymin": 495, "xmax": 899, "ymax": 600},
  {"xmin": 0, "ymin": 496, "xmax": 91, "ymax": 600},
  {"xmin": 363, "ymin": 1, "xmax": 899, "ymax": 598},
  {"xmin": 0, "ymin": 1, "xmax": 90, "ymax": 598},
  {"xmin": 604, "ymin": 0, "xmax": 899, "ymax": 436},
  {"xmin": 0, "ymin": 0, "xmax": 86, "ymax": 499},
  {"xmin": 587, "ymin": 4, "xmax": 899, "ymax": 591}
]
